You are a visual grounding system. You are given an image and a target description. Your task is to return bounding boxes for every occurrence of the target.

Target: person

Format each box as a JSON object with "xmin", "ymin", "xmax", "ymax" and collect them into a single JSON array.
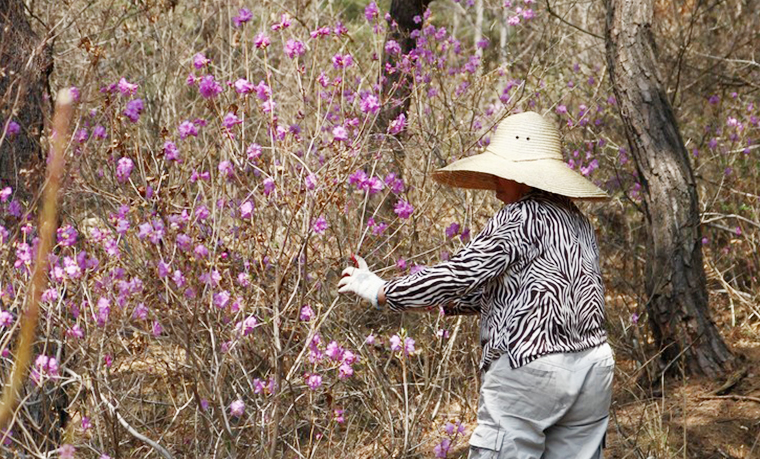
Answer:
[{"xmin": 338, "ymin": 111, "xmax": 614, "ymax": 459}]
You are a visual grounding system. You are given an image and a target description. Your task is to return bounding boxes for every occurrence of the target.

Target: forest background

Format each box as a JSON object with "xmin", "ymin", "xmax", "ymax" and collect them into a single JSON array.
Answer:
[{"xmin": 0, "ymin": 0, "xmax": 759, "ymax": 457}]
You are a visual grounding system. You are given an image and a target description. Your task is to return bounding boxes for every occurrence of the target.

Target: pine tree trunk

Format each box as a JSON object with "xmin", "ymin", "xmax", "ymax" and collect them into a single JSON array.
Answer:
[
  {"xmin": 0, "ymin": 0, "xmax": 52, "ymax": 202},
  {"xmin": 605, "ymin": 0, "xmax": 734, "ymax": 378},
  {"xmin": 376, "ymin": 0, "xmax": 433, "ymax": 137}
]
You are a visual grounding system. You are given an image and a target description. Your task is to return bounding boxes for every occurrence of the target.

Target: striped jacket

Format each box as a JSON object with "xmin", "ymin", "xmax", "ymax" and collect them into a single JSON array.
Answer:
[{"xmin": 384, "ymin": 190, "xmax": 607, "ymax": 370}]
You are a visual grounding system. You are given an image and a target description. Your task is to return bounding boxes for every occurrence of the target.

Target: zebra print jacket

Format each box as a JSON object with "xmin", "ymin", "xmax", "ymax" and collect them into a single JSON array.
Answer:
[{"xmin": 384, "ymin": 190, "xmax": 608, "ymax": 370}]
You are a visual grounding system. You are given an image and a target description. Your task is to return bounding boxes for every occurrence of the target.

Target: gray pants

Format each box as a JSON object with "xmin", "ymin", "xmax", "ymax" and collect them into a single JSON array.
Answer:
[{"xmin": 468, "ymin": 344, "xmax": 614, "ymax": 459}]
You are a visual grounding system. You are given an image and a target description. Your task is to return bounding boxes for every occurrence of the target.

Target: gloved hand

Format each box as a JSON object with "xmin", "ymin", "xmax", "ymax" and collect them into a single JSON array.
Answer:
[{"xmin": 338, "ymin": 255, "xmax": 386, "ymax": 308}]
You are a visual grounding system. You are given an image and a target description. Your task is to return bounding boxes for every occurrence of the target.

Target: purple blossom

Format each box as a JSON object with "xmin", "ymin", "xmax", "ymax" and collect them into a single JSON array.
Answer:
[
  {"xmin": 164, "ymin": 141, "xmax": 180, "ymax": 161},
  {"xmin": 193, "ymin": 53, "xmax": 210, "ymax": 69},
  {"xmin": 6, "ymin": 120, "xmax": 20, "ymax": 136},
  {"xmin": 123, "ymin": 98, "xmax": 144, "ymax": 123},
  {"xmin": 0, "ymin": 311, "xmax": 14, "ymax": 327},
  {"xmin": 222, "ymin": 112, "xmax": 242, "ymax": 131},
  {"xmin": 93, "ymin": 125, "xmax": 107, "ymax": 139},
  {"xmin": 394, "ymin": 200, "xmax": 414, "ymax": 219},
  {"xmin": 233, "ymin": 8, "xmax": 253, "ymax": 27},
  {"xmin": 240, "ymin": 200, "xmax": 254, "ymax": 218},
  {"xmin": 178, "ymin": 120, "xmax": 198, "ymax": 139},
  {"xmin": 284, "ymin": 39, "xmax": 305, "ymax": 59},
  {"xmin": 306, "ymin": 373, "xmax": 322, "ymax": 390},
  {"xmin": 57, "ymin": 225, "xmax": 78, "ymax": 246},
  {"xmin": 365, "ymin": 2, "xmax": 379, "ymax": 21},
  {"xmin": 234, "ymin": 78, "xmax": 254, "ymax": 94},
  {"xmin": 69, "ymin": 86, "xmax": 80, "ymax": 102},
  {"xmin": 304, "ymin": 173, "xmax": 317, "ymax": 190},
  {"xmin": 247, "ymin": 143, "xmax": 262, "ymax": 161},
  {"xmin": 300, "ymin": 304, "xmax": 315, "ymax": 321},
  {"xmin": 118, "ymin": 77, "xmax": 138, "ymax": 96},
  {"xmin": 338, "ymin": 362, "xmax": 354, "ymax": 379},
  {"xmin": 434, "ymin": 439, "xmax": 451, "ymax": 458},
  {"xmin": 133, "ymin": 303, "xmax": 148, "ymax": 320},
  {"xmin": 445, "ymin": 222, "xmax": 460, "ymax": 239},
  {"xmin": 388, "ymin": 113, "xmax": 406, "ymax": 135},
  {"xmin": 116, "ymin": 157, "xmax": 134, "ymax": 183},
  {"xmin": 312, "ymin": 216, "xmax": 328, "ymax": 234},
  {"xmin": 0, "ymin": 187, "xmax": 12, "ymax": 202},
  {"xmin": 75, "ymin": 128, "xmax": 88, "ymax": 143},
  {"xmin": 65, "ymin": 324, "xmax": 82, "ymax": 344},
  {"xmin": 365, "ymin": 333, "xmax": 376, "ymax": 345},
  {"xmin": 389, "ymin": 335, "xmax": 402, "ymax": 352},
  {"xmin": 385, "ymin": 40, "xmax": 401, "ymax": 55},
  {"xmin": 230, "ymin": 399, "xmax": 245, "ymax": 417},
  {"xmin": 404, "ymin": 337, "xmax": 415, "ymax": 355},
  {"xmin": 96, "ymin": 297, "xmax": 111, "ymax": 327},
  {"xmin": 263, "ymin": 177, "xmax": 275, "ymax": 195},
  {"xmin": 360, "ymin": 93, "xmax": 381, "ymax": 114},
  {"xmin": 332, "ymin": 53, "xmax": 354, "ymax": 69},
  {"xmin": 332, "ymin": 126, "xmax": 348, "ymax": 142},
  {"xmin": 198, "ymin": 75, "xmax": 223, "ymax": 99},
  {"xmin": 194, "ymin": 244, "xmax": 209, "ymax": 258},
  {"xmin": 325, "ymin": 341, "xmax": 344, "ymax": 361},
  {"xmin": 152, "ymin": 320, "xmax": 163, "ymax": 336},
  {"xmin": 254, "ymin": 33, "xmax": 270, "ymax": 49}
]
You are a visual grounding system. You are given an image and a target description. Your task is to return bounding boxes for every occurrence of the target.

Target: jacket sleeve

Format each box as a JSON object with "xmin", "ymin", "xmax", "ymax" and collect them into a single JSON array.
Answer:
[{"xmin": 383, "ymin": 204, "xmax": 534, "ymax": 312}]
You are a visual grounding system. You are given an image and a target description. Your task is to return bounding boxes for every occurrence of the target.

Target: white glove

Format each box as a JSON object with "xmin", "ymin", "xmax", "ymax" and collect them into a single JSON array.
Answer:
[{"xmin": 338, "ymin": 255, "xmax": 386, "ymax": 308}]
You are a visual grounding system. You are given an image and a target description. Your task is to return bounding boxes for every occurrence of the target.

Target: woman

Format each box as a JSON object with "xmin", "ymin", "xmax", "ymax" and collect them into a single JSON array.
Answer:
[{"xmin": 338, "ymin": 111, "xmax": 614, "ymax": 458}]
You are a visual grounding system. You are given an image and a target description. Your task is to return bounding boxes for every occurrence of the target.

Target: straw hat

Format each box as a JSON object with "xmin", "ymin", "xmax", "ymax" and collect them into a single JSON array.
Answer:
[{"xmin": 431, "ymin": 111, "xmax": 608, "ymax": 200}]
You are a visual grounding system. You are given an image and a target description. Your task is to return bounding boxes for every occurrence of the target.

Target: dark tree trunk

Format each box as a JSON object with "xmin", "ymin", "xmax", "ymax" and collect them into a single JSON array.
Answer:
[
  {"xmin": 605, "ymin": 0, "xmax": 734, "ymax": 377},
  {"xmin": 0, "ymin": 0, "xmax": 53, "ymax": 203},
  {"xmin": 376, "ymin": 0, "xmax": 433, "ymax": 136}
]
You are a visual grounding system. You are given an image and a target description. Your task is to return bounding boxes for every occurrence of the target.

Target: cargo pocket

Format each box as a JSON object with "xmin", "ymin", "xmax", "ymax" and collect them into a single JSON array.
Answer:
[{"xmin": 468, "ymin": 428, "xmax": 517, "ymax": 459}]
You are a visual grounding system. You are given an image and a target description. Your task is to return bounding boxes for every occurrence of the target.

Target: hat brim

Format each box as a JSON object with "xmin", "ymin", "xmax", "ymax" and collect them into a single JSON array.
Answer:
[{"xmin": 431, "ymin": 151, "xmax": 609, "ymax": 201}]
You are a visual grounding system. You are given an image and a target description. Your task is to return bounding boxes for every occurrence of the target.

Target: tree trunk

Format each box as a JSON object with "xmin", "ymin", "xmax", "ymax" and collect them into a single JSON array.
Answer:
[
  {"xmin": 0, "ymin": 0, "xmax": 52, "ymax": 203},
  {"xmin": 605, "ymin": 0, "xmax": 734, "ymax": 377},
  {"xmin": 376, "ymin": 0, "xmax": 433, "ymax": 137}
]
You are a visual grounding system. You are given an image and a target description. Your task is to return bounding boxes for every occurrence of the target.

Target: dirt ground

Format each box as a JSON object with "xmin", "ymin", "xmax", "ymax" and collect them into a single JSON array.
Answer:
[{"xmin": 605, "ymin": 336, "xmax": 760, "ymax": 459}]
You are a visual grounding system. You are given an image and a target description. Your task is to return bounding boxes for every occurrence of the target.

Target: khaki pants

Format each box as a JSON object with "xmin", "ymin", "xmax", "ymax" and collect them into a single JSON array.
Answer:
[{"xmin": 468, "ymin": 344, "xmax": 614, "ymax": 459}]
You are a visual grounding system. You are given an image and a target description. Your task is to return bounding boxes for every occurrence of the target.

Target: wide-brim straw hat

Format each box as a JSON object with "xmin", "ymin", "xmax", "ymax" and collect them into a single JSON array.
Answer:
[{"xmin": 431, "ymin": 111, "xmax": 608, "ymax": 201}]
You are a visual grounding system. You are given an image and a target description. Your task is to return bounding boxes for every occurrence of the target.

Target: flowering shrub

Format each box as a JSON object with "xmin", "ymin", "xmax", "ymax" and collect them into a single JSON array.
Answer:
[{"xmin": 0, "ymin": 0, "xmax": 757, "ymax": 457}]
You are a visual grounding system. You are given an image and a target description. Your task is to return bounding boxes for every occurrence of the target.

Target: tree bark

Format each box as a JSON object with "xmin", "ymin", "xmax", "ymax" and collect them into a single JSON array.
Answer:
[
  {"xmin": 0, "ymin": 0, "xmax": 52, "ymax": 202},
  {"xmin": 376, "ymin": 0, "xmax": 433, "ymax": 136},
  {"xmin": 605, "ymin": 0, "xmax": 734, "ymax": 377}
]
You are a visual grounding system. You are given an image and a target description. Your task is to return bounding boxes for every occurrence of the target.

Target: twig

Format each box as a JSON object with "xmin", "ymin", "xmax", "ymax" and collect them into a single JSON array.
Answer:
[
  {"xmin": 99, "ymin": 393, "xmax": 175, "ymax": 459},
  {"xmin": 544, "ymin": 0, "xmax": 603, "ymax": 40},
  {"xmin": 698, "ymin": 394, "xmax": 760, "ymax": 404}
]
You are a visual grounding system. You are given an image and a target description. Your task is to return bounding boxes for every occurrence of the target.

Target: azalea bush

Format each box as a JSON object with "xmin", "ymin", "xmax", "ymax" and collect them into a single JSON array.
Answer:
[{"xmin": 0, "ymin": 0, "xmax": 757, "ymax": 457}]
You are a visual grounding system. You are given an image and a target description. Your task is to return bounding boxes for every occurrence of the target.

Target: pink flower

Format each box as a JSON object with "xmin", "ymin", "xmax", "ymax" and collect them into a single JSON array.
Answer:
[
  {"xmin": 222, "ymin": 112, "xmax": 242, "ymax": 130},
  {"xmin": 230, "ymin": 399, "xmax": 245, "ymax": 417},
  {"xmin": 254, "ymin": 33, "xmax": 271, "ymax": 49},
  {"xmin": 123, "ymin": 98, "xmax": 144, "ymax": 123},
  {"xmin": 240, "ymin": 201, "xmax": 254, "ymax": 218},
  {"xmin": 306, "ymin": 373, "xmax": 322, "ymax": 390},
  {"xmin": 300, "ymin": 305, "xmax": 315, "ymax": 321},
  {"xmin": 338, "ymin": 362, "xmax": 354, "ymax": 379},
  {"xmin": 360, "ymin": 93, "xmax": 380, "ymax": 114},
  {"xmin": 232, "ymin": 8, "xmax": 252, "ymax": 27},
  {"xmin": 198, "ymin": 75, "xmax": 223, "ymax": 99},
  {"xmin": 116, "ymin": 157, "xmax": 134, "ymax": 183},
  {"xmin": 0, "ymin": 187, "xmax": 11, "ymax": 202},
  {"xmin": 59, "ymin": 444, "xmax": 76, "ymax": 459},
  {"xmin": 434, "ymin": 438, "xmax": 451, "ymax": 458},
  {"xmin": 365, "ymin": 333, "xmax": 376, "ymax": 345},
  {"xmin": 163, "ymin": 140, "xmax": 180, "ymax": 161},
  {"xmin": 394, "ymin": 200, "xmax": 414, "ymax": 219},
  {"xmin": 284, "ymin": 39, "xmax": 305, "ymax": 59},
  {"xmin": 385, "ymin": 40, "xmax": 401, "ymax": 55},
  {"xmin": 365, "ymin": 2, "xmax": 379, "ymax": 21},
  {"xmin": 152, "ymin": 321, "xmax": 163, "ymax": 336},
  {"xmin": 234, "ymin": 78, "xmax": 254, "ymax": 94},
  {"xmin": 388, "ymin": 113, "xmax": 406, "ymax": 135},
  {"xmin": 404, "ymin": 337, "xmax": 415, "ymax": 355},
  {"xmin": 133, "ymin": 303, "xmax": 148, "ymax": 320},
  {"xmin": 332, "ymin": 126, "xmax": 348, "ymax": 142},
  {"xmin": 508, "ymin": 15, "xmax": 521, "ymax": 25},
  {"xmin": 325, "ymin": 341, "xmax": 344, "ymax": 361},
  {"xmin": 118, "ymin": 77, "xmax": 138, "ymax": 96},
  {"xmin": 389, "ymin": 335, "xmax": 402, "ymax": 352},
  {"xmin": 312, "ymin": 216, "xmax": 328, "ymax": 234},
  {"xmin": 193, "ymin": 53, "xmax": 210, "ymax": 69},
  {"xmin": 247, "ymin": 143, "xmax": 262, "ymax": 161},
  {"xmin": 178, "ymin": 120, "xmax": 198, "ymax": 139}
]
